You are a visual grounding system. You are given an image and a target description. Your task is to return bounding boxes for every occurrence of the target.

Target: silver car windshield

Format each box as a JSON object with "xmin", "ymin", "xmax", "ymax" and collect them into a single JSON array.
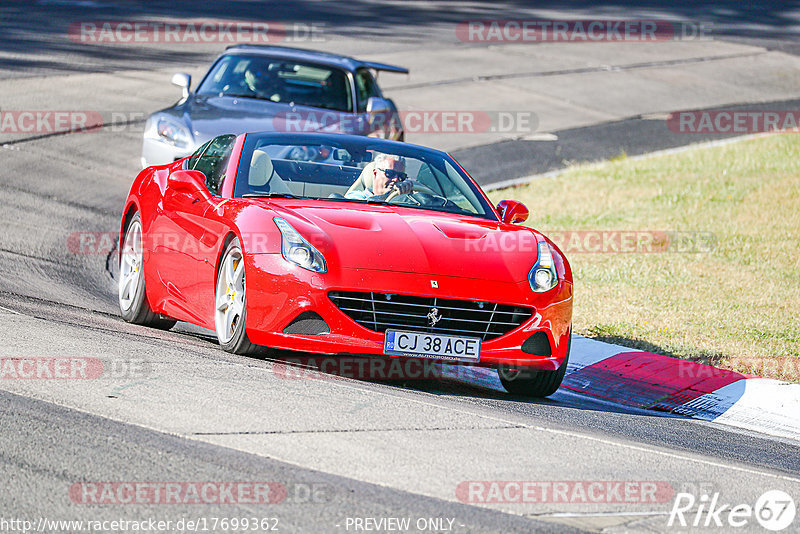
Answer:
[
  {"xmin": 241, "ymin": 141, "xmax": 492, "ymax": 218},
  {"xmin": 197, "ymin": 55, "xmax": 352, "ymax": 112}
]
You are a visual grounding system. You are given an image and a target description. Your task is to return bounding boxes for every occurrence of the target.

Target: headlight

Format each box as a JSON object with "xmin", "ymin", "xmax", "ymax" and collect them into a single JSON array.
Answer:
[
  {"xmin": 154, "ymin": 118, "xmax": 191, "ymax": 148},
  {"xmin": 529, "ymin": 242, "xmax": 558, "ymax": 293},
  {"xmin": 274, "ymin": 217, "xmax": 327, "ymax": 273}
]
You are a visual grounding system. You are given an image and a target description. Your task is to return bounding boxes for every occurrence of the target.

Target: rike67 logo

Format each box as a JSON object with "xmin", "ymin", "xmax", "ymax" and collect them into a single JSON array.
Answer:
[{"xmin": 668, "ymin": 490, "xmax": 796, "ymax": 531}]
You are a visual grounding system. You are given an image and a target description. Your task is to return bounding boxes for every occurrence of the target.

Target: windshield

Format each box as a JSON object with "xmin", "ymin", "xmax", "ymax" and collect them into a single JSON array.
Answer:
[
  {"xmin": 235, "ymin": 136, "xmax": 495, "ymax": 219},
  {"xmin": 196, "ymin": 54, "xmax": 353, "ymax": 112}
]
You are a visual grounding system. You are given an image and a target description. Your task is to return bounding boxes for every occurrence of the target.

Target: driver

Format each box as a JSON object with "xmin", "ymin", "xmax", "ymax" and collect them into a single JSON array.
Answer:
[
  {"xmin": 243, "ymin": 61, "xmax": 281, "ymax": 101},
  {"xmin": 346, "ymin": 153, "xmax": 415, "ymax": 200}
]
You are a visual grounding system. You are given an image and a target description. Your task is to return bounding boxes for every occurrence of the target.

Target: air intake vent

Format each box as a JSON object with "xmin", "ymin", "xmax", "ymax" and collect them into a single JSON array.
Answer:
[
  {"xmin": 329, "ymin": 291, "xmax": 531, "ymax": 341},
  {"xmin": 521, "ymin": 331, "xmax": 551, "ymax": 356},
  {"xmin": 283, "ymin": 311, "xmax": 330, "ymax": 335}
]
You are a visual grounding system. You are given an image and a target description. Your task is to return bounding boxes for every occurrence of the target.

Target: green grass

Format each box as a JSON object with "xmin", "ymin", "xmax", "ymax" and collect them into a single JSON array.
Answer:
[{"xmin": 488, "ymin": 134, "xmax": 800, "ymax": 381}]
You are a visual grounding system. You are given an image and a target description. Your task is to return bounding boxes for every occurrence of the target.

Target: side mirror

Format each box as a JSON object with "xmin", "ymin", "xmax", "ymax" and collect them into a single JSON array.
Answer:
[
  {"xmin": 169, "ymin": 169, "xmax": 210, "ymax": 200},
  {"xmin": 171, "ymin": 72, "xmax": 192, "ymax": 100},
  {"xmin": 366, "ymin": 97, "xmax": 396, "ymax": 132},
  {"xmin": 496, "ymin": 199, "xmax": 529, "ymax": 224},
  {"xmin": 366, "ymin": 96, "xmax": 391, "ymax": 115}
]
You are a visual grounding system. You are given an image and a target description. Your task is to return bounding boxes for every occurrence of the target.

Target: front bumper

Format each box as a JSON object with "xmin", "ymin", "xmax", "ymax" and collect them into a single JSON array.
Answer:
[{"xmin": 244, "ymin": 254, "xmax": 573, "ymax": 371}]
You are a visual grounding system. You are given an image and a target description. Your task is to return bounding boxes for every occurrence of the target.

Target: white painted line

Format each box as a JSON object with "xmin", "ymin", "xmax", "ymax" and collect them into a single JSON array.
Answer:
[
  {"xmin": 640, "ymin": 113, "xmax": 672, "ymax": 120},
  {"xmin": 542, "ymin": 511, "xmax": 669, "ymax": 518},
  {"xmin": 521, "ymin": 132, "xmax": 559, "ymax": 141}
]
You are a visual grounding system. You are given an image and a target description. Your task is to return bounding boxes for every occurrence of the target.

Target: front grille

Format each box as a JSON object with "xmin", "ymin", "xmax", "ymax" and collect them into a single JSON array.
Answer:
[{"xmin": 329, "ymin": 291, "xmax": 532, "ymax": 341}]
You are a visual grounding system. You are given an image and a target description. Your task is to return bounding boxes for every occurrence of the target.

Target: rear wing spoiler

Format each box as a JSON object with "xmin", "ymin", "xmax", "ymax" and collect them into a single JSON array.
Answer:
[{"xmin": 360, "ymin": 61, "xmax": 409, "ymax": 75}]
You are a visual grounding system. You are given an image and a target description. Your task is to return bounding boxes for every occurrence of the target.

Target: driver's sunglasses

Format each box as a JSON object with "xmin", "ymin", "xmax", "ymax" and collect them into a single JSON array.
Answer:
[{"xmin": 380, "ymin": 168, "xmax": 407, "ymax": 180}]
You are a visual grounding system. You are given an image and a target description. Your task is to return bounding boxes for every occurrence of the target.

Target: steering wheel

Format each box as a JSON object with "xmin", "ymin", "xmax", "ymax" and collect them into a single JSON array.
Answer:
[{"xmin": 385, "ymin": 182, "xmax": 438, "ymax": 202}]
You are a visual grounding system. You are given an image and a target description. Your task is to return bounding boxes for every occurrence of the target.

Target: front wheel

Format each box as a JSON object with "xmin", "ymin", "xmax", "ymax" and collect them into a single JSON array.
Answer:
[
  {"xmin": 214, "ymin": 238, "xmax": 258, "ymax": 354},
  {"xmin": 118, "ymin": 213, "xmax": 176, "ymax": 329},
  {"xmin": 498, "ymin": 333, "xmax": 571, "ymax": 397}
]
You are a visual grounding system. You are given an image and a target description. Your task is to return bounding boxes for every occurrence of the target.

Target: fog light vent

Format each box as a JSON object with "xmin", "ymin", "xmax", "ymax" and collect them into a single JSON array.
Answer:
[
  {"xmin": 521, "ymin": 331, "xmax": 551, "ymax": 356},
  {"xmin": 283, "ymin": 311, "xmax": 330, "ymax": 335}
]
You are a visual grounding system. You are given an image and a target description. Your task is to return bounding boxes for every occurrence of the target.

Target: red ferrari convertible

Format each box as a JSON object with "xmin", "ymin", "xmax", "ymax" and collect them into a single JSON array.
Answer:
[{"xmin": 118, "ymin": 132, "xmax": 573, "ymax": 396}]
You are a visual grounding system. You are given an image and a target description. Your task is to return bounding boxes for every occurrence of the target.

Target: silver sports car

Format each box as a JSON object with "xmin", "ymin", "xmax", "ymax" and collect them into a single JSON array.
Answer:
[{"xmin": 141, "ymin": 45, "xmax": 408, "ymax": 168}]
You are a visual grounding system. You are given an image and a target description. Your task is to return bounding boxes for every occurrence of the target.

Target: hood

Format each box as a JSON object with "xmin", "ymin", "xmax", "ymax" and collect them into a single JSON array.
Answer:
[
  {"xmin": 270, "ymin": 203, "xmax": 541, "ymax": 283},
  {"xmin": 179, "ymin": 95, "xmax": 367, "ymax": 140}
]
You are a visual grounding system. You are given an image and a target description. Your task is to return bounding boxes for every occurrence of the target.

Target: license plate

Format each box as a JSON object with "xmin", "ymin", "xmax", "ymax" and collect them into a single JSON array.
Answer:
[{"xmin": 384, "ymin": 330, "xmax": 481, "ymax": 363}]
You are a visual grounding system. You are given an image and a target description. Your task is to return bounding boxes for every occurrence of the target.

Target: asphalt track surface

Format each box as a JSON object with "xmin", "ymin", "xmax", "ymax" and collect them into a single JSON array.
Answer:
[{"xmin": 2, "ymin": 2, "xmax": 800, "ymax": 533}]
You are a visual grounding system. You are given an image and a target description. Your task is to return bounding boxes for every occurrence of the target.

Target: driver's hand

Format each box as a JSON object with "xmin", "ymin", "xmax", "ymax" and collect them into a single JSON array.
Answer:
[{"xmin": 393, "ymin": 179, "xmax": 414, "ymax": 195}]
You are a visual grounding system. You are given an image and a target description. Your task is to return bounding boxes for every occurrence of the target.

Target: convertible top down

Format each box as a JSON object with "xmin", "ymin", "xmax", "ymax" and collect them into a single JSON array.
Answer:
[{"xmin": 119, "ymin": 132, "xmax": 573, "ymax": 396}]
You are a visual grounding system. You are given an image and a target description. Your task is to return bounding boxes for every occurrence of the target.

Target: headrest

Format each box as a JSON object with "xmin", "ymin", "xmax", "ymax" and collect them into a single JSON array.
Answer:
[
  {"xmin": 359, "ymin": 161, "xmax": 377, "ymax": 190},
  {"xmin": 249, "ymin": 149, "xmax": 274, "ymax": 187},
  {"xmin": 345, "ymin": 161, "xmax": 377, "ymax": 197}
]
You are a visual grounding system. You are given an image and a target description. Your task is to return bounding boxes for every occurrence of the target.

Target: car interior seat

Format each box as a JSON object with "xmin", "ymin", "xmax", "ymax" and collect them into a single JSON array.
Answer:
[
  {"xmin": 345, "ymin": 161, "xmax": 376, "ymax": 196},
  {"xmin": 249, "ymin": 149, "xmax": 293, "ymax": 194}
]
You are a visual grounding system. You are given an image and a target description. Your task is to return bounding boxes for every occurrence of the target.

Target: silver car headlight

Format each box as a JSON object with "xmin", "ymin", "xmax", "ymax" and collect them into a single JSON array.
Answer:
[
  {"xmin": 274, "ymin": 217, "xmax": 327, "ymax": 273},
  {"xmin": 529, "ymin": 242, "xmax": 558, "ymax": 293},
  {"xmin": 148, "ymin": 117, "xmax": 192, "ymax": 148}
]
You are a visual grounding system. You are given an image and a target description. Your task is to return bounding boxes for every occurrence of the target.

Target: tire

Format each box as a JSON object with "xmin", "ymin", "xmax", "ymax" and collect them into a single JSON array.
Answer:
[
  {"xmin": 214, "ymin": 237, "xmax": 258, "ymax": 354},
  {"xmin": 498, "ymin": 332, "xmax": 571, "ymax": 397},
  {"xmin": 118, "ymin": 213, "xmax": 176, "ymax": 329}
]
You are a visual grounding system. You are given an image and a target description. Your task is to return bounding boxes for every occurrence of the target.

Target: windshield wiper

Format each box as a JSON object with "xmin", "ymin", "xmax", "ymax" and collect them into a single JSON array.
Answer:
[
  {"xmin": 223, "ymin": 93, "xmax": 279, "ymax": 102},
  {"xmin": 242, "ymin": 192, "xmax": 299, "ymax": 199}
]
